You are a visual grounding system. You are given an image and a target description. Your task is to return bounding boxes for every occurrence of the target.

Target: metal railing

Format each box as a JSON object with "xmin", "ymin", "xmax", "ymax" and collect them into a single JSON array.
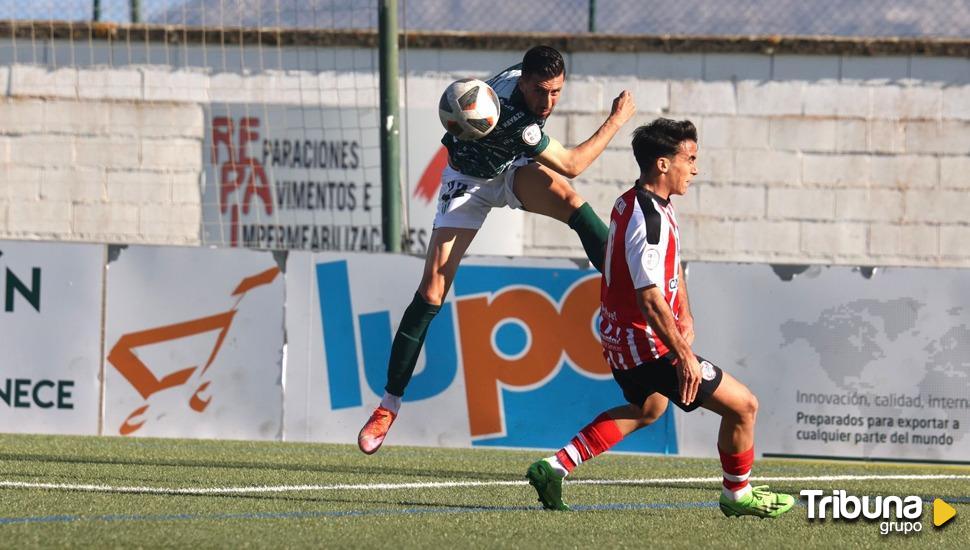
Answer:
[{"xmin": 3, "ymin": 0, "xmax": 968, "ymax": 38}]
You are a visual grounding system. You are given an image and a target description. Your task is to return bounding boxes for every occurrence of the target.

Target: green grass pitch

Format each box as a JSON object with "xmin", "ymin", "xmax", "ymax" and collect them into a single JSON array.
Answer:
[{"xmin": 0, "ymin": 433, "xmax": 967, "ymax": 548}]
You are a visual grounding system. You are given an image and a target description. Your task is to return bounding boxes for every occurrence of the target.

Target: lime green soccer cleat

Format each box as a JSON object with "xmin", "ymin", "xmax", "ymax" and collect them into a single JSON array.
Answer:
[
  {"xmin": 719, "ymin": 486, "xmax": 795, "ymax": 518},
  {"xmin": 526, "ymin": 460, "xmax": 571, "ymax": 511}
]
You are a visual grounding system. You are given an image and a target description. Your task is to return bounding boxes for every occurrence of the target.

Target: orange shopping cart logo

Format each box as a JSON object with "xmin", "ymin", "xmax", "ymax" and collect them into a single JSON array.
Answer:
[{"xmin": 106, "ymin": 267, "xmax": 280, "ymax": 435}]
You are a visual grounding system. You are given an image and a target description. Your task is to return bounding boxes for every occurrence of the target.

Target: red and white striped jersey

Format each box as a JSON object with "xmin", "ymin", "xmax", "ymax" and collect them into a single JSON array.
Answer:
[{"xmin": 599, "ymin": 185, "xmax": 681, "ymax": 370}]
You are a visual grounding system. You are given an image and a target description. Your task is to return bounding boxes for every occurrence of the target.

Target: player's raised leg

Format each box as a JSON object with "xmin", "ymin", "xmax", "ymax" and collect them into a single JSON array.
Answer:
[
  {"xmin": 512, "ymin": 162, "xmax": 608, "ymax": 272},
  {"xmin": 357, "ymin": 227, "xmax": 477, "ymax": 455},
  {"xmin": 527, "ymin": 394, "xmax": 669, "ymax": 510},
  {"xmin": 700, "ymin": 371, "xmax": 794, "ymax": 518}
]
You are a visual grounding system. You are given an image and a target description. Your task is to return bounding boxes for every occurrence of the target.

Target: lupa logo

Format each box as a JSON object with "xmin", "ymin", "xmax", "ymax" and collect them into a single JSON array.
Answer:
[
  {"xmin": 107, "ymin": 267, "xmax": 280, "ymax": 435},
  {"xmin": 316, "ymin": 260, "xmax": 677, "ymax": 452}
]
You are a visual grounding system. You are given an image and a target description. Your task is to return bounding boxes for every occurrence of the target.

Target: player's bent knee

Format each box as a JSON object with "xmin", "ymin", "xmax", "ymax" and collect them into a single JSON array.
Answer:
[
  {"xmin": 418, "ymin": 286, "xmax": 446, "ymax": 306},
  {"xmin": 417, "ymin": 279, "xmax": 447, "ymax": 305},
  {"xmin": 736, "ymin": 392, "xmax": 758, "ymax": 425}
]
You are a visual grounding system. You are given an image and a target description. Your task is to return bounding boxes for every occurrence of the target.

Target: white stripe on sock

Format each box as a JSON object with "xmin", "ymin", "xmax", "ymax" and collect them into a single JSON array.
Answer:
[
  {"xmin": 563, "ymin": 443, "xmax": 582, "ymax": 467},
  {"xmin": 576, "ymin": 433, "xmax": 593, "ymax": 460},
  {"xmin": 722, "ymin": 470, "xmax": 750, "ymax": 483}
]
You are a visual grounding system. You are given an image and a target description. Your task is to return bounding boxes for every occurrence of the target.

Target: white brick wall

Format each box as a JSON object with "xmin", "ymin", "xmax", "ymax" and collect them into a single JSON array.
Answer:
[
  {"xmin": 803, "ymin": 84, "xmax": 870, "ymax": 118},
  {"xmin": 693, "ymin": 218, "xmax": 735, "ymax": 251},
  {"xmin": 2, "ymin": 49, "xmax": 970, "ymax": 268},
  {"xmin": 871, "ymin": 86, "xmax": 942, "ymax": 120},
  {"xmin": 8, "ymin": 201, "xmax": 73, "ymax": 235},
  {"xmin": 941, "ymin": 157, "xmax": 970, "ymax": 189},
  {"xmin": 870, "ymin": 155, "xmax": 939, "ymax": 189},
  {"xmin": 697, "ymin": 184, "xmax": 765, "ymax": 219},
  {"xmin": 835, "ymin": 189, "xmax": 904, "ymax": 221},
  {"xmin": 0, "ymin": 100, "xmax": 45, "ymax": 133},
  {"xmin": 942, "ymin": 86, "xmax": 970, "ymax": 120},
  {"xmin": 669, "ymin": 81, "xmax": 735, "ymax": 115},
  {"xmin": 2, "ymin": 166, "xmax": 41, "ymax": 200},
  {"xmin": 39, "ymin": 168, "xmax": 106, "ymax": 202},
  {"xmin": 870, "ymin": 224, "xmax": 940, "ymax": 258},
  {"xmin": 801, "ymin": 222, "xmax": 868, "ymax": 258},
  {"xmin": 904, "ymin": 190, "xmax": 970, "ymax": 223},
  {"xmin": 733, "ymin": 150, "xmax": 801, "ymax": 185},
  {"xmin": 941, "ymin": 226, "xmax": 970, "ymax": 258},
  {"xmin": 802, "ymin": 154, "xmax": 869, "ymax": 187},
  {"xmin": 769, "ymin": 118, "xmax": 837, "ymax": 152},
  {"xmin": 74, "ymin": 203, "xmax": 139, "ymax": 237},
  {"xmin": 77, "ymin": 69, "xmax": 142, "ymax": 101},
  {"xmin": 0, "ymin": 94, "xmax": 203, "ymax": 245},
  {"xmin": 10, "ymin": 136, "xmax": 74, "ymax": 167},
  {"xmin": 733, "ymin": 220, "xmax": 800, "ymax": 254},
  {"xmin": 10, "ymin": 66, "xmax": 78, "ymax": 99},
  {"xmin": 737, "ymin": 81, "xmax": 804, "ymax": 116},
  {"xmin": 701, "ymin": 116, "xmax": 769, "ymax": 149},
  {"xmin": 140, "ymin": 204, "xmax": 201, "ymax": 242},
  {"xmin": 904, "ymin": 121, "xmax": 970, "ymax": 154},
  {"xmin": 693, "ymin": 148, "xmax": 734, "ymax": 187},
  {"xmin": 767, "ymin": 188, "xmax": 836, "ymax": 220},
  {"xmin": 867, "ymin": 120, "xmax": 906, "ymax": 153}
]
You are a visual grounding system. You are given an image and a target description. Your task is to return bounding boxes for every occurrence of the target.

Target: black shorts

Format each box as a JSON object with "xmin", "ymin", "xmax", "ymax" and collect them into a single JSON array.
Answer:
[{"xmin": 611, "ymin": 353, "xmax": 724, "ymax": 412}]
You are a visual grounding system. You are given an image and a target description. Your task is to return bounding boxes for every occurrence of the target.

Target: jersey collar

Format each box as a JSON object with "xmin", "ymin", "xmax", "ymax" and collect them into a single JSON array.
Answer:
[{"xmin": 635, "ymin": 184, "xmax": 670, "ymax": 207}]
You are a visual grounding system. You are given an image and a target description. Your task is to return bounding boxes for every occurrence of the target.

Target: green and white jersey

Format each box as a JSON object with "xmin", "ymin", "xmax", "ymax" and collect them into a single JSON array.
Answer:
[{"xmin": 441, "ymin": 63, "xmax": 552, "ymax": 179}]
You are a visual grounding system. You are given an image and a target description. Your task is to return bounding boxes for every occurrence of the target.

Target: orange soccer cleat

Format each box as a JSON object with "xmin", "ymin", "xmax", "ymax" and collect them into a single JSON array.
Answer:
[{"xmin": 358, "ymin": 406, "xmax": 397, "ymax": 454}]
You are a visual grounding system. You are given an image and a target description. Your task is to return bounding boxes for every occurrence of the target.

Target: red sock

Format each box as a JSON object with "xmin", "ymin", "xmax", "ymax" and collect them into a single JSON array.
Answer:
[
  {"xmin": 555, "ymin": 413, "xmax": 624, "ymax": 473},
  {"xmin": 718, "ymin": 445, "xmax": 754, "ymax": 498}
]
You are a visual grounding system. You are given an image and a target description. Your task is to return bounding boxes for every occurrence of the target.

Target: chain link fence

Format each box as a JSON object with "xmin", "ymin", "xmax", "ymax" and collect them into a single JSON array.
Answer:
[{"xmin": 1, "ymin": 0, "xmax": 968, "ymax": 38}]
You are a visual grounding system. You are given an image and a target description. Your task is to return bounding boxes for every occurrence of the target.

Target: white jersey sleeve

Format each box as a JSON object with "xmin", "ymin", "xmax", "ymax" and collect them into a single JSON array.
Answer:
[{"xmin": 625, "ymin": 200, "xmax": 666, "ymax": 290}]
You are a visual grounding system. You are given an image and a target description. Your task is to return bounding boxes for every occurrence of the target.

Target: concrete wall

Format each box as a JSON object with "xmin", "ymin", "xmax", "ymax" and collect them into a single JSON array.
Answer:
[{"xmin": 1, "ymin": 37, "xmax": 969, "ymax": 266}]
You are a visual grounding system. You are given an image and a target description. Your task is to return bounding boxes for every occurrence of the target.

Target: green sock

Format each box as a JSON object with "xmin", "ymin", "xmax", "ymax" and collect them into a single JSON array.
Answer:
[
  {"xmin": 385, "ymin": 292, "xmax": 441, "ymax": 397},
  {"xmin": 567, "ymin": 202, "xmax": 608, "ymax": 273}
]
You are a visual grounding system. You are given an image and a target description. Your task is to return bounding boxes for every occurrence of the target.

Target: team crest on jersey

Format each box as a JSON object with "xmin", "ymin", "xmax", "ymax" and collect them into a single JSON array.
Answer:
[
  {"xmin": 614, "ymin": 198, "xmax": 626, "ymax": 215},
  {"xmin": 522, "ymin": 124, "xmax": 541, "ymax": 146},
  {"xmin": 701, "ymin": 360, "xmax": 716, "ymax": 381},
  {"xmin": 645, "ymin": 248, "xmax": 661, "ymax": 269}
]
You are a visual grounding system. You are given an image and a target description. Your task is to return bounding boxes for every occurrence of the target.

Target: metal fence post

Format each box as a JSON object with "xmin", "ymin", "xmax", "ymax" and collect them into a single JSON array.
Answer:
[
  {"xmin": 588, "ymin": 0, "xmax": 596, "ymax": 32},
  {"xmin": 130, "ymin": 0, "xmax": 141, "ymax": 23},
  {"xmin": 379, "ymin": 0, "xmax": 402, "ymax": 253}
]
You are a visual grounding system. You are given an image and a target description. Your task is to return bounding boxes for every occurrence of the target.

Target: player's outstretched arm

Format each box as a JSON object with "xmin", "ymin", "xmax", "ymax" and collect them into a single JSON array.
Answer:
[
  {"xmin": 636, "ymin": 285, "xmax": 702, "ymax": 405},
  {"xmin": 535, "ymin": 90, "xmax": 636, "ymax": 179}
]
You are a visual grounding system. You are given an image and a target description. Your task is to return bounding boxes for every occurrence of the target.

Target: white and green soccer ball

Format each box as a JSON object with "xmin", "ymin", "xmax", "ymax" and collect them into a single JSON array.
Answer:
[{"xmin": 438, "ymin": 78, "xmax": 501, "ymax": 141}]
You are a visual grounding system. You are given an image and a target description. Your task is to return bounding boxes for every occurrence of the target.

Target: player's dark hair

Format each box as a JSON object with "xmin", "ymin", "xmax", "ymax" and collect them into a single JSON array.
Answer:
[
  {"xmin": 522, "ymin": 45, "xmax": 565, "ymax": 80},
  {"xmin": 632, "ymin": 118, "xmax": 698, "ymax": 173}
]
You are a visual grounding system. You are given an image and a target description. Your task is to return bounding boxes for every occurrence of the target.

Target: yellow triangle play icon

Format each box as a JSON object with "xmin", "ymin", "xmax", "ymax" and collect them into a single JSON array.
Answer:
[{"xmin": 933, "ymin": 498, "xmax": 956, "ymax": 527}]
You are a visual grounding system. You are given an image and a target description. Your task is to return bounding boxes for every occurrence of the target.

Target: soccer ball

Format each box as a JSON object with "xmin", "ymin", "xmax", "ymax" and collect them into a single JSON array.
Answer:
[{"xmin": 438, "ymin": 78, "xmax": 501, "ymax": 141}]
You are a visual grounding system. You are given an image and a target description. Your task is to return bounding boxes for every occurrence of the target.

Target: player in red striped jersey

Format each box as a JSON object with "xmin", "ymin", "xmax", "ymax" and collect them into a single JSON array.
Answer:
[{"xmin": 526, "ymin": 118, "xmax": 794, "ymax": 518}]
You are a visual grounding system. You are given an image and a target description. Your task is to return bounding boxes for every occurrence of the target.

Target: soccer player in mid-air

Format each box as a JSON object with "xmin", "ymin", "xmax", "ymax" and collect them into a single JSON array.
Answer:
[
  {"xmin": 358, "ymin": 45, "xmax": 637, "ymax": 454},
  {"xmin": 525, "ymin": 118, "xmax": 795, "ymax": 518}
]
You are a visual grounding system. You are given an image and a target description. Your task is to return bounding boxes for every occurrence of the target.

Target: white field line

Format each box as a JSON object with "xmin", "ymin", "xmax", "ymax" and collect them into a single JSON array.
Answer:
[{"xmin": 2, "ymin": 474, "xmax": 969, "ymax": 496}]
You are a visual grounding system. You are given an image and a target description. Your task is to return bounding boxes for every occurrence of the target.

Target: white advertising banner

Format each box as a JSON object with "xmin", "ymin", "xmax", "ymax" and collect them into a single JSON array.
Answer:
[
  {"xmin": 683, "ymin": 262, "xmax": 970, "ymax": 462},
  {"xmin": 0, "ymin": 240, "xmax": 103, "ymax": 435},
  {"xmin": 284, "ymin": 251, "xmax": 677, "ymax": 453},
  {"xmin": 202, "ymin": 105, "xmax": 384, "ymax": 252},
  {"xmin": 202, "ymin": 105, "xmax": 523, "ymax": 258},
  {"xmin": 102, "ymin": 245, "xmax": 284, "ymax": 440}
]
